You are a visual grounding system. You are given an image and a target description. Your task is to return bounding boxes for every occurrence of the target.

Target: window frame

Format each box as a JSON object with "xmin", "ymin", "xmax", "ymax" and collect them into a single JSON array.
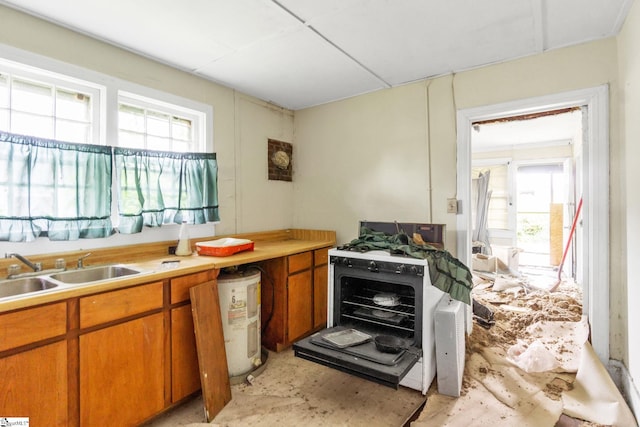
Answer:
[
  {"xmin": 0, "ymin": 57, "xmax": 104, "ymax": 144},
  {"xmin": 117, "ymin": 90, "xmax": 207, "ymax": 152}
]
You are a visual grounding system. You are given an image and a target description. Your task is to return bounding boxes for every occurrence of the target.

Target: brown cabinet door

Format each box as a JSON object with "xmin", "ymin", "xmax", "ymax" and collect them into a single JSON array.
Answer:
[
  {"xmin": 288, "ymin": 251, "xmax": 312, "ymax": 274},
  {"xmin": 287, "ymin": 270, "xmax": 313, "ymax": 342},
  {"xmin": 0, "ymin": 302, "xmax": 67, "ymax": 352},
  {"xmin": 313, "ymin": 263, "xmax": 328, "ymax": 329},
  {"xmin": 80, "ymin": 313, "xmax": 164, "ymax": 427},
  {"xmin": 0, "ymin": 341, "xmax": 68, "ymax": 427},
  {"xmin": 79, "ymin": 281, "xmax": 163, "ymax": 328},
  {"xmin": 171, "ymin": 304, "xmax": 201, "ymax": 402}
]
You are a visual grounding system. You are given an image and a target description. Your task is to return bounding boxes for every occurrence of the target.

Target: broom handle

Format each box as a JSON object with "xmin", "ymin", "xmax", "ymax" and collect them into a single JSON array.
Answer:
[{"xmin": 557, "ymin": 197, "xmax": 583, "ymax": 280}]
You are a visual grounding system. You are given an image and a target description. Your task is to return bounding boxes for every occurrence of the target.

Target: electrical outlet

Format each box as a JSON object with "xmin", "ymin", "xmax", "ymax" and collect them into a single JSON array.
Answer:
[{"xmin": 447, "ymin": 198, "xmax": 458, "ymax": 214}]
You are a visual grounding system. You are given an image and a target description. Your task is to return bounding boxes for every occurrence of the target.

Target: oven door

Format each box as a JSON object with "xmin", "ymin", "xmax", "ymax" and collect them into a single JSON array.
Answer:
[{"xmin": 293, "ymin": 326, "xmax": 421, "ymax": 389}]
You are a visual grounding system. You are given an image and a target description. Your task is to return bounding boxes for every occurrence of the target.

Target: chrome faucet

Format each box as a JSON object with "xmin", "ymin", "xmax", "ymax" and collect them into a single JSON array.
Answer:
[
  {"xmin": 77, "ymin": 252, "xmax": 92, "ymax": 268},
  {"xmin": 6, "ymin": 253, "xmax": 42, "ymax": 273}
]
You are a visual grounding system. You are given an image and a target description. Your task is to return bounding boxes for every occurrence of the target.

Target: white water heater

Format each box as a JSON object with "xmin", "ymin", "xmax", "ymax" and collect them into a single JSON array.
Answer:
[{"xmin": 217, "ymin": 269, "xmax": 261, "ymax": 377}]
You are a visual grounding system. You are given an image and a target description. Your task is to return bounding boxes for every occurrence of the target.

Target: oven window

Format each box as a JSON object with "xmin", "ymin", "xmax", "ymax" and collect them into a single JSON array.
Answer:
[{"xmin": 338, "ymin": 277, "xmax": 416, "ymax": 344}]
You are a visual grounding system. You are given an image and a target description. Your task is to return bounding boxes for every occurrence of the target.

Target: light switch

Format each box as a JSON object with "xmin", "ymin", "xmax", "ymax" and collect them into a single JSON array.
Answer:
[{"xmin": 447, "ymin": 198, "xmax": 458, "ymax": 214}]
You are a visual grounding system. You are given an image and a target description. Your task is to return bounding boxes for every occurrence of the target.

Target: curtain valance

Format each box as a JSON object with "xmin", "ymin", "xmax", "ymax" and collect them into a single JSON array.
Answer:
[
  {"xmin": 114, "ymin": 147, "xmax": 219, "ymax": 234},
  {"xmin": 0, "ymin": 132, "xmax": 219, "ymax": 241},
  {"xmin": 0, "ymin": 131, "xmax": 113, "ymax": 242}
]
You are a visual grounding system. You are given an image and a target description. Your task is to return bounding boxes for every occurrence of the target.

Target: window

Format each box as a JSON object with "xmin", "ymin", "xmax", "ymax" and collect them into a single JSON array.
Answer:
[
  {"xmin": 0, "ymin": 59, "xmax": 102, "ymax": 144},
  {"xmin": 118, "ymin": 91, "xmax": 205, "ymax": 152},
  {"xmin": 0, "ymin": 54, "xmax": 216, "ymax": 242},
  {"xmin": 472, "ymin": 163, "xmax": 510, "ymax": 230}
]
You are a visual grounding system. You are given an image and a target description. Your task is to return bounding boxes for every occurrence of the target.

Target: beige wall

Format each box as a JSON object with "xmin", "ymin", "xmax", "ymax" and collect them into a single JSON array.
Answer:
[
  {"xmin": 293, "ymin": 75, "xmax": 459, "ymax": 248},
  {"xmin": 617, "ymin": 0, "xmax": 640, "ymax": 396},
  {"xmin": 294, "ymin": 38, "xmax": 625, "ymax": 362},
  {"xmin": 0, "ymin": 5, "xmax": 294, "ymax": 244}
]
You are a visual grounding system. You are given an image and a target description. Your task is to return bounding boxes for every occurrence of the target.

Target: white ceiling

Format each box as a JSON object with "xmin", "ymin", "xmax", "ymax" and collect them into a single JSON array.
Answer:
[{"xmin": 0, "ymin": 0, "xmax": 633, "ymax": 110}]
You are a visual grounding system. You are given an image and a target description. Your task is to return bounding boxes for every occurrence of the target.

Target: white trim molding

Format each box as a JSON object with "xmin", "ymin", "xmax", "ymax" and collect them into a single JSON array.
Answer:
[
  {"xmin": 456, "ymin": 85, "xmax": 610, "ymax": 364},
  {"xmin": 608, "ymin": 359, "xmax": 640, "ymax": 420}
]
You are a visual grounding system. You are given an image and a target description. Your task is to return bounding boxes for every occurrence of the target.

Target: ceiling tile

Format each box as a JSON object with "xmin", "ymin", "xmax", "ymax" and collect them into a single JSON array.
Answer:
[
  {"xmin": 284, "ymin": 0, "xmax": 539, "ymax": 84},
  {"xmin": 544, "ymin": 0, "xmax": 631, "ymax": 47},
  {"xmin": 196, "ymin": 25, "xmax": 386, "ymax": 109}
]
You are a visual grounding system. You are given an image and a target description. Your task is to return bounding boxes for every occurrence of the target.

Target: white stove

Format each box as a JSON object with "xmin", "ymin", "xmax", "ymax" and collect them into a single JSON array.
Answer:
[{"xmin": 294, "ymin": 246, "xmax": 445, "ymax": 393}]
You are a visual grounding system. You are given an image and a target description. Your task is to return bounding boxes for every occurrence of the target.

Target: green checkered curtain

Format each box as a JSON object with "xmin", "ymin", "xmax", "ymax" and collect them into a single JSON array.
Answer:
[
  {"xmin": 114, "ymin": 148, "xmax": 219, "ymax": 234},
  {"xmin": 0, "ymin": 131, "xmax": 113, "ymax": 242}
]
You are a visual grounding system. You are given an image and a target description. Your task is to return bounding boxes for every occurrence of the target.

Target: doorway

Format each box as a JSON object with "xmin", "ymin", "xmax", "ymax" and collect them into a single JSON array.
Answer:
[
  {"xmin": 456, "ymin": 86, "xmax": 610, "ymax": 364},
  {"xmin": 470, "ymin": 109, "xmax": 582, "ymax": 284}
]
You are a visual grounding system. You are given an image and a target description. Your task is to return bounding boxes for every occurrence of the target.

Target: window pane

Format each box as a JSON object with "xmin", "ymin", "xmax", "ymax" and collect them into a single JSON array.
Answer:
[
  {"xmin": 147, "ymin": 135, "xmax": 171, "ymax": 151},
  {"xmin": 172, "ymin": 117, "xmax": 191, "ymax": 141},
  {"xmin": 56, "ymin": 88, "xmax": 91, "ymax": 121},
  {"xmin": 172, "ymin": 140, "xmax": 191, "ymax": 153},
  {"xmin": 12, "ymin": 112, "xmax": 53, "ymax": 138},
  {"xmin": 117, "ymin": 96, "xmax": 202, "ymax": 153},
  {"xmin": 0, "ymin": 74, "xmax": 8, "ymax": 109},
  {"xmin": 119, "ymin": 130, "xmax": 145, "ymax": 149},
  {"xmin": 119, "ymin": 104, "xmax": 145, "ymax": 132},
  {"xmin": 0, "ymin": 109, "xmax": 8, "ymax": 131},
  {"xmin": 56, "ymin": 119, "xmax": 91, "ymax": 144},
  {"xmin": 147, "ymin": 110, "xmax": 170, "ymax": 137},
  {"xmin": 12, "ymin": 78, "xmax": 53, "ymax": 115}
]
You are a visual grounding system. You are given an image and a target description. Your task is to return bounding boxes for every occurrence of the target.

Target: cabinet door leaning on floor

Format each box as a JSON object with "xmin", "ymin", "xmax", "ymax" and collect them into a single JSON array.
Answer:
[{"xmin": 190, "ymin": 280, "xmax": 232, "ymax": 422}]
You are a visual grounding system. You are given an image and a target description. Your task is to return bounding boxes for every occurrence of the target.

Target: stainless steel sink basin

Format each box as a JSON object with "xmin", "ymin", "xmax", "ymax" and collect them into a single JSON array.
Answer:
[
  {"xmin": 49, "ymin": 265, "xmax": 141, "ymax": 284},
  {"xmin": 0, "ymin": 277, "xmax": 58, "ymax": 298}
]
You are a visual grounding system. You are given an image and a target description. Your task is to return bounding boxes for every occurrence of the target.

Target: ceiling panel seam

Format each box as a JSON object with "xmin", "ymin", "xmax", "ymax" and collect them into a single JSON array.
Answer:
[
  {"xmin": 531, "ymin": 0, "xmax": 547, "ymax": 52},
  {"xmin": 270, "ymin": 0, "xmax": 392, "ymax": 88}
]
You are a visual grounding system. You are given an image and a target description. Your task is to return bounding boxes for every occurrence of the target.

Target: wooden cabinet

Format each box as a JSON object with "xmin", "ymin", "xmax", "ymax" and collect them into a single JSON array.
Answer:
[
  {"xmin": 171, "ymin": 305, "xmax": 201, "ymax": 402},
  {"xmin": 0, "ymin": 302, "xmax": 67, "ymax": 352},
  {"xmin": 0, "ymin": 342, "xmax": 68, "ymax": 427},
  {"xmin": 261, "ymin": 247, "xmax": 332, "ymax": 351},
  {"xmin": 313, "ymin": 248, "xmax": 329, "ymax": 329},
  {"xmin": 79, "ymin": 281, "xmax": 163, "ymax": 328},
  {"xmin": 170, "ymin": 270, "xmax": 217, "ymax": 402},
  {"xmin": 78, "ymin": 283, "xmax": 165, "ymax": 427},
  {"xmin": 287, "ymin": 268, "xmax": 313, "ymax": 342},
  {"xmin": 0, "ymin": 302, "xmax": 68, "ymax": 426},
  {"xmin": 287, "ymin": 252, "xmax": 313, "ymax": 342},
  {"xmin": 80, "ymin": 313, "xmax": 164, "ymax": 427}
]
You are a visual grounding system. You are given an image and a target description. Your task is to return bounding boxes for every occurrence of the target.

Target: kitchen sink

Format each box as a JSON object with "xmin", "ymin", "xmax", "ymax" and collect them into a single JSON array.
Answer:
[
  {"xmin": 0, "ymin": 277, "xmax": 58, "ymax": 298},
  {"xmin": 49, "ymin": 265, "xmax": 142, "ymax": 284}
]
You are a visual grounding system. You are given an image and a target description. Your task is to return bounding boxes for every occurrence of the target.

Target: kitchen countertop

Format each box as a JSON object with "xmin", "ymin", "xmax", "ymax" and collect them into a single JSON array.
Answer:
[{"xmin": 0, "ymin": 229, "xmax": 336, "ymax": 314}]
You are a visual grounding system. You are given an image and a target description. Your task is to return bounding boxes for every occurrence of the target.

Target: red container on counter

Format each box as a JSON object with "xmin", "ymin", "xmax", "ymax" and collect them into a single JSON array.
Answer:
[{"xmin": 195, "ymin": 238, "xmax": 254, "ymax": 257}]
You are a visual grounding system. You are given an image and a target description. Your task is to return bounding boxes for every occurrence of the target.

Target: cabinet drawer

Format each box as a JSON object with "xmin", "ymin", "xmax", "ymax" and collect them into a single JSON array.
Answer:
[
  {"xmin": 171, "ymin": 269, "xmax": 217, "ymax": 304},
  {"xmin": 314, "ymin": 248, "xmax": 329, "ymax": 266},
  {"xmin": 288, "ymin": 252, "xmax": 312, "ymax": 274},
  {"xmin": 0, "ymin": 302, "xmax": 67, "ymax": 352},
  {"xmin": 80, "ymin": 282, "xmax": 163, "ymax": 328}
]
